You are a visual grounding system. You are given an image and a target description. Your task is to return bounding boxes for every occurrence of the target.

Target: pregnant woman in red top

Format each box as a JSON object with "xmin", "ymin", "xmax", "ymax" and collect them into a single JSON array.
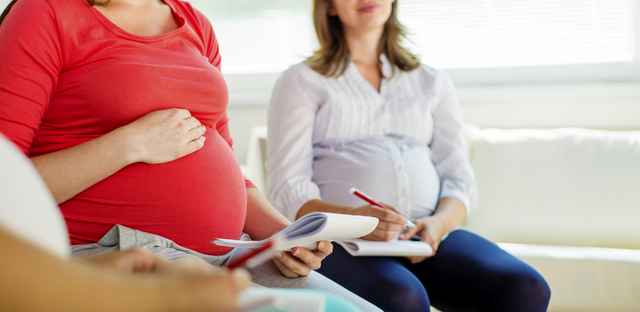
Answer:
[{"xmin": 0, "ymin": 1, "xmax": 378, "ymax": 308}]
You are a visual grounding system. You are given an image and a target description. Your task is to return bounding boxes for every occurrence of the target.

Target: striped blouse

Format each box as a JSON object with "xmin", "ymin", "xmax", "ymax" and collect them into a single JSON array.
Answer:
[{"xmin": 266, "ymin": 54, "xmax": 477, "ymax": 222}]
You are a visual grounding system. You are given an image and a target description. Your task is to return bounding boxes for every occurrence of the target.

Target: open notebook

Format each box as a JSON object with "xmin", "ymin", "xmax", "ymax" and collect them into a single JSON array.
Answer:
[
  {"xmin": 213, "ymin": 212, "xmax": 433, "ymax": 257},
  {"xmin": 213, "ymin": 212, "xmax": 379, "ymax": 251}
]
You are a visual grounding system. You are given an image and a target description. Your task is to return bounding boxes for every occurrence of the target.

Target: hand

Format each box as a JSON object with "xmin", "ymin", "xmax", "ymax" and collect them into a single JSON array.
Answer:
[
  {"xmin": 121, "ymin": 108, "xmax": 206, "ymax": 164},
  {"xmin": 82, "ymin": 248, "xmax": 169, "ymax": 273},
  {"xmin": 272, "ymin": 240, "xmax": 333, "ymax": 278},
  {"xmin": 157, "ymin": 258, "xmax": 251, "ymax": 312},
  {"xmin": 352, "ymin": 204, "xmax": 408, "ymax": 241},
  {"xmin": 399, "ymin": 216, "xmax": 446, "ymax": 264}
]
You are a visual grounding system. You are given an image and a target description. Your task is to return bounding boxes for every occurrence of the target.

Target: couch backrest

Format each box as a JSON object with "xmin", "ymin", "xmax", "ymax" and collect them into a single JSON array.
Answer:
[{"xmin": 465, "ymin": 128, "xmax": 640, "ymax": 249}]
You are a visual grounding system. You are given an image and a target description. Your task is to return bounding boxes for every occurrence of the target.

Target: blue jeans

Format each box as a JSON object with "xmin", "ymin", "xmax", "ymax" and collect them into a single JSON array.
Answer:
[{"xmin": 318, "ymin": 230, "xmax": 551, "ymax": 312}]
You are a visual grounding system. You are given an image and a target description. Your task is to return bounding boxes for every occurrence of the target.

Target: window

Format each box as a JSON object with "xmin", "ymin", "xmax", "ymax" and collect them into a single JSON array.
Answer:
[
  {"xmin": 191, "ymin": 0, "xmax": 639, "ymax": 85},
  {"xmin": 189, "ymin": 0, "xmax": 315, "ymax": 74},
  {"xmin": 399, "ymin": 0, "xmax": 637, "ymax": 69}
]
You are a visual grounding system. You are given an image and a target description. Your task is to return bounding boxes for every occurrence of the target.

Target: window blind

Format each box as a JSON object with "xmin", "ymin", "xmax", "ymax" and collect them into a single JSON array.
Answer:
[
  {"xmin": 399, "ymin": 0, "xmax": 637, "ymax": 68},
  {"xmin": 190, "ymin": 0, "xmax": 636, "ymax": 74}
]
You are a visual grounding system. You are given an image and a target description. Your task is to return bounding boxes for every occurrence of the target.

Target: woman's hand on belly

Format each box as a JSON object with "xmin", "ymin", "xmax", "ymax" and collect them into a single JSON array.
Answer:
[
  {"xmin": 122, "ymin": 108, "xmax": 206, "ymax": 164},
  {"xmin": 271, "ymin": 241, "xmax": 333, "ymax": 278},
  {"xmin": 354, "ymin": 204, "xmax": 408, "ymax": 242}
]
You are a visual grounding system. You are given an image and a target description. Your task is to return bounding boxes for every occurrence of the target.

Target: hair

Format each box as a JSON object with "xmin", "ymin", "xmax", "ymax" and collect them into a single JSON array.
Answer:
[
  {"xmin": 1, "ymin": 0, "xmax": 109, "ymax": 25},
  {"xmin": 307, "ymin": 0, "xmax": 420, "ymax": 77}
]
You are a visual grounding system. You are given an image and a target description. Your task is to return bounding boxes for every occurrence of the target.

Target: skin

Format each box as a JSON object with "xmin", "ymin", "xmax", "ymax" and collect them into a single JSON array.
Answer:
[
  {"xmin": 298, "ymin": 0, "xmax": 468, "ymax": 262},
  {"xmin": 29, "ymin": 0, "xmax": 330, "ymax": 277},
  {"xmin": 0, "ymin": 227, "xmax": 251, "ymax": 312}
]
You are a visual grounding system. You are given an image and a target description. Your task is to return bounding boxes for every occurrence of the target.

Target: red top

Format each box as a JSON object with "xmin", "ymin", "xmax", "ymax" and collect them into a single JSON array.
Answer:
[{"xmin": 0, "ymin": 0, "xmax": 253, "ymax": 255}]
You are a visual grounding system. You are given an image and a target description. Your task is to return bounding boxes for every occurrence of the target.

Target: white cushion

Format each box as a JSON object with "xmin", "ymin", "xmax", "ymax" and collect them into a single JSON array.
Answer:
[{"xmin": 465, "ymin": 128, "xmax": 640, "ymax": 249}]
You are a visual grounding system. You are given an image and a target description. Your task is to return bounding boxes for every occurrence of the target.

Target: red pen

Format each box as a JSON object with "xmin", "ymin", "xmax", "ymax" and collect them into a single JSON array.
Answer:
[
  {"xmin": 349, "ymin": 187, "xmax": 416, "ymax": 228},
  {"xmin": 226, "ymin": 240, "xmax": 276, "ymax": 269}
]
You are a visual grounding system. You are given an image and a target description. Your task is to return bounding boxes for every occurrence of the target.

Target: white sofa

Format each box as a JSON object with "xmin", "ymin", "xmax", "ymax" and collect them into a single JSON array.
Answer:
[{"xmin": 243, "ymin": 125, "xmax": 640, "ymax": 312}]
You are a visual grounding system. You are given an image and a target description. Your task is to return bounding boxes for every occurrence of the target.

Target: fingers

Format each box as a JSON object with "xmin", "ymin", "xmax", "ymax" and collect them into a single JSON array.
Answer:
[
  {"xmin": 273, "ymin": 251, "xmax": 312, "ymax": 277},
  {"xmin": 406, "ymin": 256, "xmax": 427, "ymax": 264},
  {"xmin": 312, "ymin": 241, "xmax": 333, "ymax": 258},
  {"xmin": 165, "ymin": 257, "xmax": 212, "ymax": 273},
  {"xmin": 363, "ymin": 205, "xmax": 407, "ymax": 225},
  {"xmin": 363, "ymin": 227, "xmax": 401, "ymax": 241},
  {"xmin": 85, "ymin": 248, "xmax": 169, "ymax": 273},
  {"xmin": 229, "ymin": 268, "xmax": 251, "ymax": 292},
  {"xmin": 398, "ymin": 222, "xmax": 423, "ymax": 240},
  {"xmin": 291, "ymin": 247, "xmax": 322, "ymax": 270},
  {"xmin": 185, "ymin": 136, "xmax": 206, "ymax": 155},
  {"xmin": 272, "ymin": 254, "xmax": 300, "ymax": 278},
  {"xmin": 375, "ymin": 220, "xmax": 406, "ymax": 232}
]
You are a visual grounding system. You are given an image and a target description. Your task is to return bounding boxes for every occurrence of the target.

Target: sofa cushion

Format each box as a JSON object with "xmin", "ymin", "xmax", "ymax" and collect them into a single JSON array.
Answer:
[{"xmin": 465, "ymin": 128, "xmax": 640, "ymax": 249}]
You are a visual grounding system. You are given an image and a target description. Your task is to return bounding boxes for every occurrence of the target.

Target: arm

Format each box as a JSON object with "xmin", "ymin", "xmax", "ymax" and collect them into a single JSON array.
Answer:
[
  {"xmin": 244, "ymin": 175, "xmax": 333, "ymax": 278},
  {"xmin": 400, "ymin": 70, "xmax": 477, "ymax": 262},
  {"xmin": 0, "ymin": 226, "xmax": 249, "ymax": 312},
  {"xmin": 31, "ymin": 109, "xmax": 205, "ymax": 204}
]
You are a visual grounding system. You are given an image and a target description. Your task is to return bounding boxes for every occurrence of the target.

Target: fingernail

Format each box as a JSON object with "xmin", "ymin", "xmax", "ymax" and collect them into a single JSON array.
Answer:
[
  {"xmin": 293, "ymin": 249, "xmax": 300, "ymax": 257},
  {"xmin": 318, "ymin": 242, "xmax": 324, "ymax": 249},
  {"xmin": 276, "ymin": 252, "xmax": 283, "ymax": 259}
]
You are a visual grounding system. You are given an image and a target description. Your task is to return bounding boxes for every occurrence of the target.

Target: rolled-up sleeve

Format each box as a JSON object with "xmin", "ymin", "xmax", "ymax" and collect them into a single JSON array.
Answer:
[
  {"xmin": 266, "ymin": 68, "xmax": 321, "ymax": 221},
  {"xmin": 429, "ymin": 72, "xmax": 478, "ymax": 216}
]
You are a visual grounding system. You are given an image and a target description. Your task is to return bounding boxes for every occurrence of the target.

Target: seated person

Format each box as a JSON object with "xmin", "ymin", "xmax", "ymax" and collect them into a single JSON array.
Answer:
[
  {"xmin": 266, "ymin": 0, "xmax": 551, "ymax": 311},
  {"xmin": 0, "ymin": 133, "xmax": 363, "ymax": 312},
  {"xmin": 0, "ymin": 0, "xmax": 378, "ymax": 310}
]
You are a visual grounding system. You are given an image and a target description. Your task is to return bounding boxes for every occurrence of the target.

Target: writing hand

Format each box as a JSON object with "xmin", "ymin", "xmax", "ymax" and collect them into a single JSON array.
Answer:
[{"xmin": 353, "ymin": 204, "xmax": 407, "ymax": 241}]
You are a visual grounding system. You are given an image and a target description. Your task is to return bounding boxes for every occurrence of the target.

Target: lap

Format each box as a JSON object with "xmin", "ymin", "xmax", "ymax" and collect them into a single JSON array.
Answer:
[
  {"xmin": 71, "ymin": 225, "xmax": 382, "ymax": 312},
  {"xmin": 318, "ymin": 243, "xmax": 431, "ymax": 312},
  {"xmin": 409, "ymin": 229, "xmax": 550, "ymax": 312}
]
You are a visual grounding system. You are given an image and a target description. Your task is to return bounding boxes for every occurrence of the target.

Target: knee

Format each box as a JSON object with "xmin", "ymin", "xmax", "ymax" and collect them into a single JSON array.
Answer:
[
  {"xmin": 379, "ymin": 281, "xmax": 431, "ymax": 312},
  {"xmin": 501, "ymin": 271, "xmax": 551, "ymax": 311}
]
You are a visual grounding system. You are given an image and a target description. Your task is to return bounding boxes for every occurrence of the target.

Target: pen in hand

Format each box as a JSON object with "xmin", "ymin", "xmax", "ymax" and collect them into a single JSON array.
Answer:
[{"xmin": 349, "ymin": 188, "xmax": 416, "ymax": 229}]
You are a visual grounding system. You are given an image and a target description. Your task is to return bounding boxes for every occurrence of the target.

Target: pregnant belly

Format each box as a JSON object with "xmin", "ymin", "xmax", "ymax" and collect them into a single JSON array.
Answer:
[
  {"xmin": 61, "ymin": 130, "xmax": 247, "ymax": 256},
  {"xmin": 313, "ymin": 137, "xmax": 440, "ymax": 220}
]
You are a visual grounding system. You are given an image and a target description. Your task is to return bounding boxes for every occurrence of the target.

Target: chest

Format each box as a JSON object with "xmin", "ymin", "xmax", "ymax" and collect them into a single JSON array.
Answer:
[
  {"xmin": 315, "ymin": 69, "xmax": 438, "ymax": 143},
  {"xmin": 46, "ymin": 34, "xmax": 227, "ymax": 133},
  {"xmin": 92, "ymin": 2, "xmax": 178, "ymax": 37}
]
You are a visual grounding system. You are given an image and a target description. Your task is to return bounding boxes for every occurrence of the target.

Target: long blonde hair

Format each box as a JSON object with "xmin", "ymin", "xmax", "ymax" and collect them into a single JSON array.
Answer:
[{"xmin": 307, "ymin": 0, "xmax": 420, "ymax": 77}]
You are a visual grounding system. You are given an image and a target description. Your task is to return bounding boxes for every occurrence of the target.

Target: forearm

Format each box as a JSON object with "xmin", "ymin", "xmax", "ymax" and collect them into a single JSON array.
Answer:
[
  {"xmin": 430, "ymin": 197, "xmax": 467, "ymax": 233},
  {"xmin": 296, "ymin": 199, "xmax": 355, "ymax": 219},
  {"xmin": 30, "ymin": 127, "xmax": 135, "ymax": 204},
  {"xmin": 243, "ymin": 188, "xmax": 291, "ymax": 240},
  {"xmin": 0, "ymin": 228, "xmax": 165, "ymax": 312}
]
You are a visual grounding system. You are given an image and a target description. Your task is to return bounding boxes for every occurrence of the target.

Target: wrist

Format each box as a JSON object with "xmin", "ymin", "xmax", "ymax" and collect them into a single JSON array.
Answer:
[{"xmin": 109, "ymin": 125, "xmax": 141, "ymax": 165}]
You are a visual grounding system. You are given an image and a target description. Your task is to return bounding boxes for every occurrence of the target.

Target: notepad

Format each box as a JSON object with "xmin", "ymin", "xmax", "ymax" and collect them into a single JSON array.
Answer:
[{"xmin": 213, "ymin": 212, "xmax": 379, "ymax": 251}]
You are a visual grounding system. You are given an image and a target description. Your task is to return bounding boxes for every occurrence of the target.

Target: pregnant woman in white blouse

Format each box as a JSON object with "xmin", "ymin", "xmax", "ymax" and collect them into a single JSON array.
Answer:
[{"xmin": 267, "ymin": 0, "xmax": 551, "ymax": 311}]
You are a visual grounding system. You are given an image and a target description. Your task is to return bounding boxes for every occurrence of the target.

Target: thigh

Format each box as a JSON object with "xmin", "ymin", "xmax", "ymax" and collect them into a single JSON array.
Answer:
[
  {"xmin": 246, "ymin": 253, "xmax": 382, "ymax": 312},
  {"xmin": 317, "ymin": 243, "xmax": 431, "ymax": 312},
  {"xmin": 407, "ymin": 230, "xmax": 550, "ymax": 312}
]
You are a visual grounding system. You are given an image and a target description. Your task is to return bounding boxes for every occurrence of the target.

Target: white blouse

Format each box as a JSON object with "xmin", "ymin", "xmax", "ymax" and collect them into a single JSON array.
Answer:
[{"xmin": 266, "ymin": 55, "xmax": 477, "ymax": 222}]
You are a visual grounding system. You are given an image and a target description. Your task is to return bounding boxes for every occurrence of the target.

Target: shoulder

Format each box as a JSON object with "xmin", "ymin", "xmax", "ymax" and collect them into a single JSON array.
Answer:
[
  {"xmin": 272, "ymin": 61, "xmax": 328, "ymax": 106},
  {"xmin": 279, "ymin": 61, "xmax": 334, "ymax": 89},
  {"xmin": 414, "ymin": 63, "xmax": 453, "ymax": 85},
  {"xmin": 167, "ymin": 0, "xmax": 215, "ymax": 37}
]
